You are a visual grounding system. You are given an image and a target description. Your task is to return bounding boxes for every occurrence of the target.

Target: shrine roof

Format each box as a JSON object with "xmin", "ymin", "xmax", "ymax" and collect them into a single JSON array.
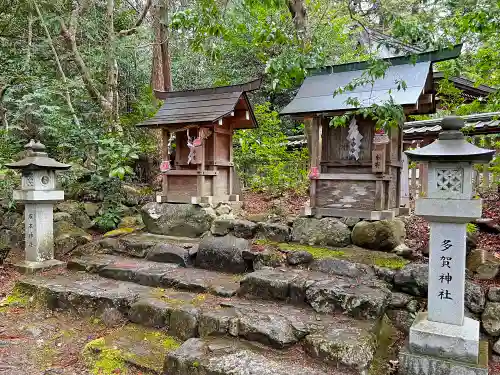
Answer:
[
  {"xmin": 137, "ymin": 79, "xmax": 261, "ymax": 129},
  {"xmin": 404, "ymin": 112, "xmax": 500, "ymax": 139},
  {"xmin": 280, "ymin": 45, "xmax": 462, "ymax": 116}
]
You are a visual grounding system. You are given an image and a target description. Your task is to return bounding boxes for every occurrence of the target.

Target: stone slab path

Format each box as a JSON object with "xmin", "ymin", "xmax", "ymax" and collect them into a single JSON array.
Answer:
[
  {"xmin": 68, "ymin": 254, "xmax": 241, "ymax": 296},
  {"xmin": 16, "ymin": 263, "xmax": 389, "ymax": 374},
  {"xmin": 5, "ymin": 232, "xmax": 406, "ymax": 375}
]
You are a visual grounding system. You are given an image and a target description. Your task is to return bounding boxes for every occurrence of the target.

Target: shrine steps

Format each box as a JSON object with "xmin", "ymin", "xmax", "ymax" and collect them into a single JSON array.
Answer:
[
  {"xmin": 14, "ymin": 254, "xmax": 396, "ymax": 375},
  {"xmin": 67, "ymin": 253, "xmax": 393, "ymax": 320}
]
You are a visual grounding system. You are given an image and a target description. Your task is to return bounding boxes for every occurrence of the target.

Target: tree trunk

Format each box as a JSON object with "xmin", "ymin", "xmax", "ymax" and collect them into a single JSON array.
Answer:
[
  {"xmin": 25, "ymin": 14, "xmax": 33, "ymax": 72},
  {"xmin": 287, "ymin": 0, "xmax": 307, "ymax": 39},
  {"xmin": 105, "ymin": 0, "xmax": 120, "ymax": 129},
  {"xmin": 152, "ymin": 2, "xmax": 165, "ymax": 91},
  {"xmin": 287, "ymin": 0, "xmax": 310, "ymax": 156},
  {"xmin": 159, "ymin": 0, "xmax": 172, "ymax": 92},
  {"xmin": 0, "ymin": 85, "xmax": 9, "ymax": 130}
]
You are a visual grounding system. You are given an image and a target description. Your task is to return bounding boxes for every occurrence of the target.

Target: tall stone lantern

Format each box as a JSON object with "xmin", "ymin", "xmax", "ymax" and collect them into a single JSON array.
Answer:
[
  {"xmin": 399, "ymin": 117, "xmax": 493, "ymax": 375},
  {"xmin": 6, "ymin": 140, "xmax": 71, "ymax": 273}
]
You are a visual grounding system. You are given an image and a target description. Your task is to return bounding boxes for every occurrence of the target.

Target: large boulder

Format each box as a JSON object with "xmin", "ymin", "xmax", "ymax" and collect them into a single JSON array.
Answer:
[
  {"xmin": 121, "ymin": 184, "xmax": 146, "ymax": 206},
  {"xmin": 467, "ymin": 249, "xmax": 500, "ymax": 280},
  {"xmin": 482, "ymin": 302, "xmax": 500, "ymax": 336},
  {"xmin": 195, "ymin": 235, "xmax": 250, "ymax": 273},
  {"xmin": 233, "ymin": 219, "xmax": 257, "ymax": 239},
  {"xmin": 83, "ymin": 202, "xmax": 100, "ymax": 218},
  {"xmin": 393, "ymin": 263, "xmax": 428, "ymax": 297},
  {"xmin": 54, "ymin": 220, "xmax": 92, "ymax": 256},
  {"xmin": 117, "ymin": 215, "xmax": 144, "ymax": 229},
  {"xmin": 291, "ymin": 217, "xmax": 351, "ymax": 247},
  {"xmin": 465, "ymin": 281, "xmax": 486, "ymax": 314},
  {"xmin": 146, "ymin": 243, "xmax": 191, "ymax": 267},
  {"xmin": 211, "ymin": 217, "xmax": 235, "ymax": 236},
  {"xmin": 56, "ymin": 201, "xmax": 93, "ymax": 230},
  {"xmin": 256, "ymin": 222, "xmax": 290, "ymax": 242},
  {"xmin": 141, "ymin": 202, "xmax": 215, "ymax": 238},
  {"xmin": 351, "ymin": 219, "xmax": 405, "ymax": 251}
]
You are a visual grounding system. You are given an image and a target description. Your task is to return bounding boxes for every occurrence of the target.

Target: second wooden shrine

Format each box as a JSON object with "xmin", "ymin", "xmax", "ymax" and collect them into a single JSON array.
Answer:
[
  {"xmin": 281, "ymin": 46, "xmax": 462, "ymax": 220},
  {"xmin": 138, "ymin": 79, "xmax": 261, "ymax": 204}
]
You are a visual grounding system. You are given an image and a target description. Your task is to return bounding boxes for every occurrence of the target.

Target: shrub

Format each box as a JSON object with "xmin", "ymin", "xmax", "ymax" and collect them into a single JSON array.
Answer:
[{"xmin": 234, "ymin": 103, "xmax": 308, "ymax": 196}]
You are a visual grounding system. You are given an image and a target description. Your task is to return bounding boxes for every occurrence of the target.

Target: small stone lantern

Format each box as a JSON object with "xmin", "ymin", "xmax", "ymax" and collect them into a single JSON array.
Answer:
[
  {"xmin": 399, "ymin": 117, "xmax": 493, "ymax": 374},
  {"xmin": 6, "ymin": 140, "xmax": 71, "ymax": 273}
]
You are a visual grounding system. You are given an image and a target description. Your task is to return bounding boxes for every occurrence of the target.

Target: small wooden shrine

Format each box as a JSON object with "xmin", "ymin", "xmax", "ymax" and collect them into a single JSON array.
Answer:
[
  {"xmin": 138, "ymin": 79, "xmax": 260, "ymax": 204},
  {"xmin": 281, "ymin": 46, "xmax": 461, "ymax": 220}
]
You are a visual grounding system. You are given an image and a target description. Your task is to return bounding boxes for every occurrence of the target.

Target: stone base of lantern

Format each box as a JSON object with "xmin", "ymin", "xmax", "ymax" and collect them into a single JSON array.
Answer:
[
  {"xmin": 301, "ymin": 205, "xmax": 401, "ymax": 220},
  {"xmin": 398, "ymin": 341, "xmax": 489, "ymax": 375},
  {"xmin": 14, "ymin": 259, "xmax": 65, "ymax": 274},
  {"xmin": 409, "ymin": 312, "xmax": 480, "ymax": 364}
]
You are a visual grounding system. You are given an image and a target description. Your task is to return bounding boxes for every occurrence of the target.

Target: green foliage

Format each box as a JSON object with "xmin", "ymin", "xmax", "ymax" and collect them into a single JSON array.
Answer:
[
  {"xmin": 330, "ymin": 58, "xmax": 406, "ymax": 130},
  {"xmin": 467, "ymin": 223, "xmax": 478, "ymax": 235},
  {"xmin": 97, "ymin": 136, "xmax": 139, "ymax": 180},
  {"xmin": 94, "ymin": 208, "xmax": 122, "ymax": 232},
  {"xmin": 234, "ymin": 103, "xmax": 308, "ymax": 195}
]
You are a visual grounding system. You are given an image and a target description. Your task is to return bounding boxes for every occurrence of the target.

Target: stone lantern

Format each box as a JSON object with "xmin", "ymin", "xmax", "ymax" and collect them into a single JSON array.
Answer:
[
  {"xmin": 6, "ymin": 140, "xmax": 71, "ymax": 273},
  {"xmin": 399, "ymin": 117, "xmax": 493, "ymax": 374}
]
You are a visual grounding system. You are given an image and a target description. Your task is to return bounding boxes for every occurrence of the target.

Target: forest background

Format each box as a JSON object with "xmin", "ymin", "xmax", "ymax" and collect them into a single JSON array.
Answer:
[{"xmin": 0, "ymin": 0, "xmax": 499, "ymax": 228}]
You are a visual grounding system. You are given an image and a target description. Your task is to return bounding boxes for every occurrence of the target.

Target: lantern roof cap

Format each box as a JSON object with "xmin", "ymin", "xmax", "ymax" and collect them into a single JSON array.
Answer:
[
  {"xmin": 405, "ymin": 117, "xmax": 495, "ymax": 163},
  {"xmin": 5, "ymin": 139, "xmax": 71, "ymax": 171}
]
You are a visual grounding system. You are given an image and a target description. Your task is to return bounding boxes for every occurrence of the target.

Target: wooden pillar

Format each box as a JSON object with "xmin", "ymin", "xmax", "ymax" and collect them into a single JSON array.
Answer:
[
  {"xmin": 308, "ymin": 117, "xmax": 321, "ymax": 209},
  {"xmin": 228, "ymin": 123, "xmax": 234, "ymax": 196},
  {"xmin": 418, "ymin": 139, "xmax": 429, "ymax": 197},
  {"xmin": 197, "ymin": 128, "xmax": 206, "ymax": 198},
  {"xmin": 483, "ymin": 136, "xmax": 491, "ymax": 189},
  {"xmin": 400, "ymin": 152, "xmax": 410, "ymax": 208},
  {"xmin": 211, "ymin": 129, "xmax": 218, "ymax": 198},
  {"xmin": 161, "ymin": 128, "xmax": 169, "ymax": 197}
]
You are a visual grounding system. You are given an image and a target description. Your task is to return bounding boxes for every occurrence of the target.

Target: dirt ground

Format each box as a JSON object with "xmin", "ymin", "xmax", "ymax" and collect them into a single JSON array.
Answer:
[{"xmin": 0, "ymin": 261, "xmax": 150, "ymax": 375}]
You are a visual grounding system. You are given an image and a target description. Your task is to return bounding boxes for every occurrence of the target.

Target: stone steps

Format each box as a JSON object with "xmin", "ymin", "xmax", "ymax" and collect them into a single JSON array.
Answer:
[
  {"xmin": 68, "ymin": 254, "xmax": 393, "ymax": 320},
  {"xmin": 165, "ymin": 337, "xmax": 355, "ymax": 375},
  {"xmin": 15, "ymin": 271, "xmax": 385, "ymax": 374},
  {"xmin": 68, "ymin": 254, "xmax": 240, "ymax": 297}
]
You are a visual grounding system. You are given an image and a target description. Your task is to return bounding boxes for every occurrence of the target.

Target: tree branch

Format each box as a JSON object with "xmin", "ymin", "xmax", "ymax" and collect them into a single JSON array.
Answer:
[
  {"xmin": 60, "ymin": 17, "xmax": 108, "ymax": 107},
  {"xmin": 24, "ymin": 13, "xmax": 33, "ymax": 72},
  {"xmin": 117, "ymin": 0, "xmax": 153, "ymax": 37},
  {"xmin": 32, "ymin": 0, "xmax": 81, "ymax": 127}
]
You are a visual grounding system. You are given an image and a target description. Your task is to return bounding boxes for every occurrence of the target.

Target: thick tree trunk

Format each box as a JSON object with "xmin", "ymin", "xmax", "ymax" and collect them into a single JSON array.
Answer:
[
  {"xmin": 152, "ymin": 2, "xmax": 165, "ymax": 91},
  {"xmin": 159, "ymin": 0, "xmax": 172, "ymax": 92}
]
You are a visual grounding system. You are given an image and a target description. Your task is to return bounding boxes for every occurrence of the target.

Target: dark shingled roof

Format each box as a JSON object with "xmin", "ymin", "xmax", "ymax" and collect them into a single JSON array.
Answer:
[
  {"xmin": 138, "ymin": 79, "xmax": 261, "ymax": 129},
  {"xmin": 404, "ymin": 112, "xmax": 500, "ymax": 139},
  {"xmin": 281, "ymin": 45, "xmax": 462, "ymax": 116}
]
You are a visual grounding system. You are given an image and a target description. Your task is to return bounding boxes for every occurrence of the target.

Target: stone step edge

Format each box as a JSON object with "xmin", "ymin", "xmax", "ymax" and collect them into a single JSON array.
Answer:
[
  {"xmin": 165, "ymin": 337, "xmax": 350, "ymax": 375},
  {"xmin": 14, "ymin": 275, "xmax": 383, "ymax": 373},
  {"xmin": 67, "ymin": 255, "xmax": 241, "ymax": 298},
  {"xmin": 67, "ymin": 254, "xmax": 393, "ymax": 321}
]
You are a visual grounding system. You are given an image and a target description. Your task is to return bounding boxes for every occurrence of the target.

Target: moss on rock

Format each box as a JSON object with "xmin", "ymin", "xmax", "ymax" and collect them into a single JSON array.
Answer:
[
  {"xmin": 255, "ymin": 240, "xmax": 409, "ymax": 270},
  {"xmin": 0, "ymin": 287, "xmax": 31, "ymax": 312},
  {"xmin": 83, "ymin": 324, "xmax": 181, "ymax": 374},
  {"xmin": 103, "ymin": 227, "xmax": 136, "ymax": 238}
]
